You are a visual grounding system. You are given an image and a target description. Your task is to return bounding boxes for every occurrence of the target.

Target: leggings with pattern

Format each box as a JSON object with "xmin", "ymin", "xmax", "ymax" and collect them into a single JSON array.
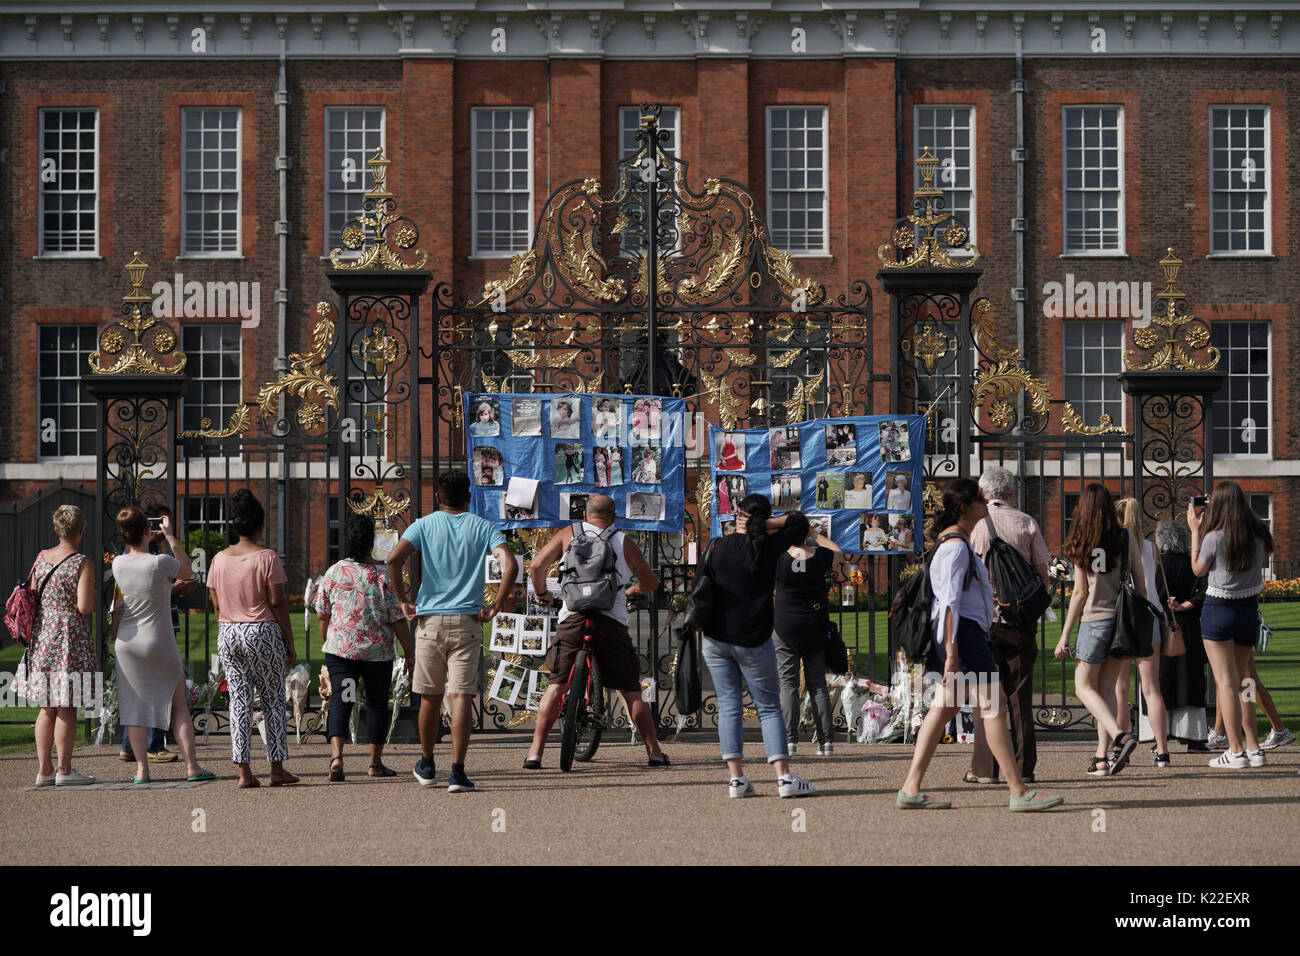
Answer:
[{"xmin": 218, "ymin": 621, "xmax": 289, "ymax": 765}]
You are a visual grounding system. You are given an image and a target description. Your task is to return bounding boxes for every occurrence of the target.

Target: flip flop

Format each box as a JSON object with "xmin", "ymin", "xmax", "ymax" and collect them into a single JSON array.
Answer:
[
  {"xmin": 133, "ymin": 778, "xmax": 151, "ymax": 785},
  {"xmin": 187, "ymin": 770, "xmax": 216, "ymax": 782}
]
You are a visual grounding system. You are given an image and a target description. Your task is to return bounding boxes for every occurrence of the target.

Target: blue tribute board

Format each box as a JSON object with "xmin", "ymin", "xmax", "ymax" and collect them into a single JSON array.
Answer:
[
  {"xmin": 464, "ymin": 392, "xmax": 686, "ymax": 533},
  {"xmin": 707, "ymin": 414, "xmax": 926, "ymax": 554}
]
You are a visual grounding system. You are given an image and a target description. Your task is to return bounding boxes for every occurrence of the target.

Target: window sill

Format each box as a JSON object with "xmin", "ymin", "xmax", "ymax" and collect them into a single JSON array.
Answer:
[
  {"xmin": 1059, "ymin": 253, "xmax": 1130, "ymax": 259},
  {"xmin": 33, "ymin": 254, "xmax": 103, "ymax": 261},
  {"xmin": 175, "ymin": 254, "xmax": 246, "ymax": 261},
  {"xmin": 1205, "ymin": 253, "xmax": 1275, "ymax": 260}
]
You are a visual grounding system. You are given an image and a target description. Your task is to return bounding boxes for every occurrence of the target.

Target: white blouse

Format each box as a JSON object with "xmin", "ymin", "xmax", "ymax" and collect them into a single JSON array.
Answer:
[{"xmin": 929, "ymin": 537, "xmax": 994, "ymax": 637}]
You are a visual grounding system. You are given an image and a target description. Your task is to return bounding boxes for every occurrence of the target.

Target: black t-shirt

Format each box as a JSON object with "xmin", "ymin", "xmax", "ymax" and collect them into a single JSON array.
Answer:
[
  {"xmin": 705, "ymin": 513, "xmax": 810, "ymax": 647},
  {"xmin": 773, "ymin": 546, "xmax": 835, "ymax": 650}
]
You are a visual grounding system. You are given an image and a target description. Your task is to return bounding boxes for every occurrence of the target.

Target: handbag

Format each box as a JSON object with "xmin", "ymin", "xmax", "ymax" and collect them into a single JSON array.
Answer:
[
  {"xmin": 1111, "ymin": 531, "xmax": 1156, "ymax": 659},
  {"xmin": 673, "ymin": 624, "xmax": 702, "ymax": 714},
  {"xmin": 4, "ymin": 552, "xmax": 78, "ymax": 649},
  {"xmin": 684, "ymin": 538, "xmax": 718, "ymax": 633},
  {"xmin": 1154, "ymin": 547, "xmax": 1186, "ymax": 658},
  {"xmin": 825, "ymin": 618, "xmax": 850, "ymax": 675}
]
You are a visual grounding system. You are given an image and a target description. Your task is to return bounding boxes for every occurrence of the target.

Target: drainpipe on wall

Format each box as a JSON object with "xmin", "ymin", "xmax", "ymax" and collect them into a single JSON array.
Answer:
[
  {"xmin": 274, "ymin": 46, "xmax": 291, "ymax": 554},
  {"xmin": 1011, "ymin": 41, "xmax": 1028, "ymax": 427}
]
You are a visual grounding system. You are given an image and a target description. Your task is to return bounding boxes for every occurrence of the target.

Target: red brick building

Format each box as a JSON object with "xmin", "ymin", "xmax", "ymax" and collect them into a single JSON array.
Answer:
[{"xmin": 2, "ymin": 3, "xmax": 1296, "ymax": 565}]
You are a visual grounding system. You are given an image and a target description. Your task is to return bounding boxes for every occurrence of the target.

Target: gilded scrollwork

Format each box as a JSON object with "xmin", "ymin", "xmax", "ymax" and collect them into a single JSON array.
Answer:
[
  {"xmin": 878, "ymin": 147, "xmax": 980, "ymax": 270},
  {"xmin": 89, "ymin": 252, "xmax": 188, "ymax": 376},
  {"xmin": 1124, "ymin": 248, "xmax": 1221, "ymax": 372},
  {"xmin": 329, "ymin": 148, "xmax": 429, "ymax": 271}
]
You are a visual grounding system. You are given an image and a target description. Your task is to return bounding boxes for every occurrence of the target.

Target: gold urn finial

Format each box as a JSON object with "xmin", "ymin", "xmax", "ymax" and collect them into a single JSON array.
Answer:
[
  {"xmin": 364, "ymin": 147, "xmax": 393, "ymax": 201},
  {"xmin": 1157, "ymin": 247, "xmax": 1185, "ymax": 301},
  {"xmin": 914, "ymin": 146, "xmax": 942, "ymax": 198},
  {"xmin": 123, "ymin": 251, "xmax": 152, "ymax": 303}
]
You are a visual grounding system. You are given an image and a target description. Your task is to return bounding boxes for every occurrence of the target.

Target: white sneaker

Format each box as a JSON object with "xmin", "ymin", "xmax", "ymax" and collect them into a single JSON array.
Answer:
[
  {"xmin": 817, "ymin": 742, "xmax": 834, "ymax": 757},
  {"xmin": 1207, "ymin": 730, "xmax": 1229, "ymax": 750},
  {"xmin": 778, "ymin": 774, "xmax": 816, "ymax": 798},
  {"xmin": 786, "ymin": 742, "xmax": 798, "ymax": 756},
  {"xmin": 728, "ymin": 777, "xmax": 756, "ymax": 799},
  {"xmin": 1208, "ymin": 751, "xmax": 1249, "ymax": 769},
  {"xmin": 35, "ymin": 773, "xmax": 55, "ymax": 788},
  {"xmin": 55, "ymin": 769, "xmax": 95, "ymax": 786},
  {"xmin": 1260, "ymin": 727, "xmax": 1295, "ymax": 751},
  {"xmin": 1247, "ymin": 749, "xmax": 1267, "ymax": 768}
]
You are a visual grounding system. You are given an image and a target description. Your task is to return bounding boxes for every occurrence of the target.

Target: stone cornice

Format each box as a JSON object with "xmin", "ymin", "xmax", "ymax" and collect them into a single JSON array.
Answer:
[{"xmin": 4, "ymin": 8, "xmax": 1300, "ymax": 58}]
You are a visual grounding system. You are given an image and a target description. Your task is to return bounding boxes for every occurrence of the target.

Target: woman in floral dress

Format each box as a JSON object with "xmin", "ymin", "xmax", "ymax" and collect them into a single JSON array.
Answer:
[
  {"xmin": 314, "ymin": 516, "xmax": 414, "ymax": 780},
  {"xmin": 16, "ymin": 505, "xmax": 98, "ymax": 787}
]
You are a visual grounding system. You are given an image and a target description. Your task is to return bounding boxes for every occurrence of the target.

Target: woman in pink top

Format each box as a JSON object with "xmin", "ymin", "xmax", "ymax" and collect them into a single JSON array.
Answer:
[{"xmin": 206, "ymin": 490, "xmax": 299, "ymax": 788}]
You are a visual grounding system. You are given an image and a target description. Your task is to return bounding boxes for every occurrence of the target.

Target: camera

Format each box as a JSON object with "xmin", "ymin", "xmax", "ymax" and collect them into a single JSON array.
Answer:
[
  {"xmin": 1192, "ymin": 495, "xmax": 1207, "ymax": 509},
  {"xmin": 147, "ymin": 516, "xmax": 164, "ymax": 533}
]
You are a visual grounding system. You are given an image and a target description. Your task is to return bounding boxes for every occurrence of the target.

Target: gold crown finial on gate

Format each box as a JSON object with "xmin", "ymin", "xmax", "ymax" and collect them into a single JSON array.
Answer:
[
  {"xmin": 330, "ymin": 146, "xmax": 427, "ymax": 270},
  {"xmin": 877, "ymin": 146, "xmax": 980, "ymax": 269},
  {"xmin": 89, "ymin": 252, "xmax": 187, "ymax": 375},
  {"xmin": 1124, "ymin": 248, "xmax": 1220, "ymax": 372}
]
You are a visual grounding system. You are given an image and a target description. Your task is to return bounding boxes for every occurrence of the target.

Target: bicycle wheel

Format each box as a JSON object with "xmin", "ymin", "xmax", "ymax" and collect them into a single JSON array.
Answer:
[
  {"xmin": 573, "ymin": 656, "xmax": 605, "ymax": 763},
  {"xmin": 558, "ymin": 649, "xmax": 589, "ymax": 773}
]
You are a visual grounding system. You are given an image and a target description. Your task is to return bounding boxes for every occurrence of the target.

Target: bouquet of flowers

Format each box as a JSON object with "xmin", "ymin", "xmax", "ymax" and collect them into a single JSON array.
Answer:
[
  {"xmin": 196, "ymin": 656, "xmax": 227, "ymax": 744},
  {"xmin": 92, "ymin": 670, "xmax": 118, "ymax": 746},
  {"xmin": 284, "ymin": 663, "xmax": 311, "ymax": 744},
  {"xmin": 386, "ymin": 656, "xmax": 412, "ymax": 745}
]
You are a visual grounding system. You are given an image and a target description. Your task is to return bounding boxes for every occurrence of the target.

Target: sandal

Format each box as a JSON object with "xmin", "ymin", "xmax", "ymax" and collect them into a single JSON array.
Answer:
[
  {"xmin": 647, "ymin": 752, "xmax": 671, "ymax": 768},
  {"xmin": 269, "ymin": 770, "xmax": 300, "ymax": 787},
  {"xmin": 187, "ymin": 770, "xmax": 216, "ymax": 782},
  {"xmin": 329, "ymin": 757, "xmax": 345, "ymax": 782},
  {"xmin": 132, "ymin": 777, "xmax": 151, "ymax": 785},
  {"xmin": 1108, "ymin": 732, "xmax": 1138, "ymax": 776},
  {"xmin": 1087, "ymin": 756, "xmax": 1110, "ymax": 777},
  {"xmin": 963, "ymin": 771, "xmax": 995, "ymax": 784},
  {"xmin": 368, "ymin": 763, "xmax": 396, "ymax": 778},
  {"xmin": 238, "ymin": 776, "xmax": 260, "ymax": 789}
]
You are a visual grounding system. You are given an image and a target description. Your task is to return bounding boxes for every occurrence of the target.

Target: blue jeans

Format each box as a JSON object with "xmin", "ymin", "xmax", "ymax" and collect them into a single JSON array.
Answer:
[
  {"xmin": 121, "ymin": 726, "xmax": 166, "ymax": 754},
  {"xmin": 701, "ymin": 637, "xmax": 789, "ymax": 764}
]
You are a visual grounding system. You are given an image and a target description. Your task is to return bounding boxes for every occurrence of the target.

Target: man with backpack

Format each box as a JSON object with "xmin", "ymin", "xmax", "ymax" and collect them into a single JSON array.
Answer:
[
  {"xmin": 966, "ymin": 466, "xmax": 1052, "ymax": 785},
  {"xmin": 523, "ymin": 495, "xmax": 670, "ymax": 769}
]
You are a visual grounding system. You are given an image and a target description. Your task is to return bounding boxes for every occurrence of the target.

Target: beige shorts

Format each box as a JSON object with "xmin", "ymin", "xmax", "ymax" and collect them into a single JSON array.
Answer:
[{"xmin": 412, "ymin": 614, "xmax": 481, "ymax": 696}]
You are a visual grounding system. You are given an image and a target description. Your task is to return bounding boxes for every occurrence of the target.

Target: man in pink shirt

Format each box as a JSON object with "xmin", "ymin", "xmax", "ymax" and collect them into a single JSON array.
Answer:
[{"xmin": 967, "ymin": 465, "xmax": 1051, "ymax": 785}]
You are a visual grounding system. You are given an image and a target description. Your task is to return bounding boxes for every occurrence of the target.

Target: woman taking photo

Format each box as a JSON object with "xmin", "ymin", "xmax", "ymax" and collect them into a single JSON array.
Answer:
[
  {"xmin": 1188, "ymin": 481, "xmax": 1272, "ymax": 769},
  {"xmin": 1053, "ymin": 484, "xmax": 1146, "ymax": 777},
  {"xmin": 314, "ymin": 516, "xmax": 414, "ymax": 780},
  {"xmin": 16, "ymin": 505, "xmax": 97, "ymax": 787},
  {"xmin": 110, "ymin": 506, "xmax": 213, "ymax": 784},
  {"xmin": 207, "ymin": 490, "xmax": 299, "ymax": 788},
  {"xmin": 1113, "ymin": 499, "xmax": 1171, "ymax": 767},
  {"xmin": 1153, "ymin": 519, "xmax": 1209, "ymax": 750},
  {"xmin": 897, "ymin": 478, "xmax": 1062, "ymax": 812},
  {"xmin": 699, "ymin": 495, "xmax": 816, "ymax": 798}
]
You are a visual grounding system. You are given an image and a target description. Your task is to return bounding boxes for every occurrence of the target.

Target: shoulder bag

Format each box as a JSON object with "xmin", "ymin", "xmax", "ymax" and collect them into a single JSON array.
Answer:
[
  {"xmin": 1154, "ymin": 549, "xmax": 1186, "ymax": 658},
  {"xmin": 1111, "ymin": 531, "xmax": 1156, "ymax": 659},
  {"xmin": 683, "ymin": 538, "xmax": 718, "ymax": 633}
]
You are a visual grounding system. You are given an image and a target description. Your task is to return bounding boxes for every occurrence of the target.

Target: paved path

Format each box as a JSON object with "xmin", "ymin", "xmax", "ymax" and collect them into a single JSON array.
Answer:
[{"xmin": 3, "ymin": 736, "xmax": 1296, "ymax": 865}]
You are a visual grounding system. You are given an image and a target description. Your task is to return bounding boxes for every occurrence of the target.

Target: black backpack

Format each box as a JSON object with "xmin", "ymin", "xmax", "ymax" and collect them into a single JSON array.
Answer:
[
  {"xmin": 981, "ymin": 516, "xmax": 1051, "ymax": 628},
  {"xmin": 888, "ymin": 532, "xmax": 975, "ymax": 669}
]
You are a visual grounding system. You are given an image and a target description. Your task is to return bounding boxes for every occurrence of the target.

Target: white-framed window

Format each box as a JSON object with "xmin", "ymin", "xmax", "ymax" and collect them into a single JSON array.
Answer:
[
  {"xmin": 37, "ymin": 325, "xmax": 98, "ymax": 460},
  {"xmin": 182, "ymin": 496, "xmax": 228, "ymax": 533},
  {"xmin": 1210, "ymin": 321, "xmax": 1270, "ymax": 457},
  {"xmin": 618, "ymin": 105, "xmax": 680, "ymax": 256},
  {"xmin": 471, "ymin": 107, "xmax": 533, "ymax": 257},
  {"xmin": 180, "ymin": 324, "xmax": 242, "ymax": 441},
  {"xmin": 181, "ymin": 108, "xmax": 241, "ymax": 256},
  {"xmin": 914, "ymin": 106, "xmax": 975, "ymax": 246},
  {"xmin": 767, "ymin": 106, "xmax": 828, "ymax": 255},
  {"xmin": 38, "ymin": 108, "xmax": 99, "ymax": 256},
  {"xmin": 1063, "ymin": 106, "xmax": 1124, "ymax": 254},
  {"xmin": 1062, "ymin": 320, "xmax": 1125, "ymax": 427},
  {"xmin": 324, "ymin": 107, "xmax": 386, "ymax": 256},
  {"xmin": 1209, "ymin": 106, "xmax": 1270, "ymax": 255}
]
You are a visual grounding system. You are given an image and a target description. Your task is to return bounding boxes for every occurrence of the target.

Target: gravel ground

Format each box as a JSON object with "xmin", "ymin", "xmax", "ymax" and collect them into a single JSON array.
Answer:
[{"xmin": 3, "ymin": 735, "xmax": 1297, "ymax": 866}]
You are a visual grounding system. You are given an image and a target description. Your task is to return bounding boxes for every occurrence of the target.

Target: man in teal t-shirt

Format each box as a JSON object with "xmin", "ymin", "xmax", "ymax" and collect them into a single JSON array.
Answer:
[{"xmin": 387, "ymin": 471, "xmax": 517, "ymax": 793}]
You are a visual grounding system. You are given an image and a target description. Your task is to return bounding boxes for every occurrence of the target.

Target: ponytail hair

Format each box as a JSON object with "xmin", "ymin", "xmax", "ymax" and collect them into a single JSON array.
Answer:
[
  {"xmin": 925, "ymin": 477, "xmax": 982, "ymax": 543},
  {"xmin": 737, "ymin": 493, "xmax": 773, "ymax": 575}
]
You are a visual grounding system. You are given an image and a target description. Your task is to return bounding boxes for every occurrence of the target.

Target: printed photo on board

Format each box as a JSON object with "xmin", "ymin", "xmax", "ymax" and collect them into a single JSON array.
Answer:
[
  {"xmin": 629, "ymin": 398, "xmax": 662, "ymax": 442},
  {"xmin": 554, "ymin": 443, "xmax": 585, "ymax": 484},
  {"xmin": 561, "ymin": 492, "xmax": 590, "ymax": 521},
  {"xmin": 716, "ymin": 474, "xmax": 747, "ymax": 516},
  {"xmin": 844, "ymin": 471, "xmax": 872, "ymax": 509},
  {"xmin": 473, "ymin": 446, "xmax": 504, "ymax": 486},
  {"xmin": 593, "ymin": 446, "xmax": 623, "ymax": 487},
  {"xmin": 887, "ymin": 514, "xmax": 916, "ymax": 551},
  {"xmin": 885, "ymin": 471, "xmax": 912, "ymax": 511},
  {"xmin": 489, "ymin": 615, "xmax": 520, "ymax": 654},
  {"xmin": 771, "ymin": 472, "xmax": 802, "ymax": 510},
  {"xmin": 469, "ymin": 398, "xmax": 501, "ymax": 437},
  {"xmin": 878, "ymin": 419, "xmax": 911, "ymax": 463},
  {"xmin": 592, "ymin": 397, "xmax": 622, "ymax": 441},
  {"xmin": 815, "ymin": 471, "xmax": 845, "ymax": 509},
  {"xmin": 550, "ymin": 397, "xmax": 581, "ymax": 439},
  {"xmin": 627, "ymin": 492, "xmax": 666, "ymax": 521},
  {"xmin": 768, "ymin": 426, "xmax": 802, "ymax": 470},
  {"xmin": 825, "ymin": 423, "xmax": 857, "ymax": 466},
  {"xmin": 860, "ymin": 513, "xmax": 890, "ymax": 552},
  {"xmin": 631, "ymin": 445, "xmax": 662, "ymax": 484},
  {"xmin": 512, "ymin": 397, "xmax": 542, "ymax": 437},
  {"xmin": 715, "ymin": 431, "xmax": 746, "ymax": 471},
  {"xmin": 501, "ymin": 496, "xmax": 539, "ymax": 521},
  {"xmin": 719, "ymin": 517, "xmax": 736, "ymax": 536},
  {"xmin": 808, "ymin": 515, "xmax": 831, "ymax": 539}
]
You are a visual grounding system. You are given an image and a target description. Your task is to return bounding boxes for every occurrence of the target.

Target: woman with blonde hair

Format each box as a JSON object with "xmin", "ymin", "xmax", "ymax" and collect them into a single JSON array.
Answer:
[
  {"xmin": 15, "ymin": 504, "xmax": 98, "ymax": 786},
  {"xmin": 1113, "ymin": 498, "xmax": 1171, "ymax": 767},
  {"xmin": 110, "ymin": 505, "xmax": 213, "ymax": 783}
]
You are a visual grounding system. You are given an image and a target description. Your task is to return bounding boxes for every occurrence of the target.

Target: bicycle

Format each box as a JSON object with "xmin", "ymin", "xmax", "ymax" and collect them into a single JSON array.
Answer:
[{"xmin": 558, "ymin": 614, "xmax": 606, "ymax": 771}]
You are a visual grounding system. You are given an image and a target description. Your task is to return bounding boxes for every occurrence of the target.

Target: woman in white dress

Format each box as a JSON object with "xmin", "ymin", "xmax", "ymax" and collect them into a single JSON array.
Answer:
[
  {"xmin": 887, "ymin": 475, "xmax": 912, "ymax": 512},
  {"xmin": 110, "ymin": 506, "xmax": 213, "ymax": 784}
]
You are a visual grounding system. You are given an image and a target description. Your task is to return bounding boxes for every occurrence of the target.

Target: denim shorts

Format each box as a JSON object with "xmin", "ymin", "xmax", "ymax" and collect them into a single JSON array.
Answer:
[
  {"xmin": 1201, "ymin": 594, "xmax": 1260, "ymax": 648},
  {"xmin": 1074, "ymin": 619, "xmax": 1115, "ymax": 663}
]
